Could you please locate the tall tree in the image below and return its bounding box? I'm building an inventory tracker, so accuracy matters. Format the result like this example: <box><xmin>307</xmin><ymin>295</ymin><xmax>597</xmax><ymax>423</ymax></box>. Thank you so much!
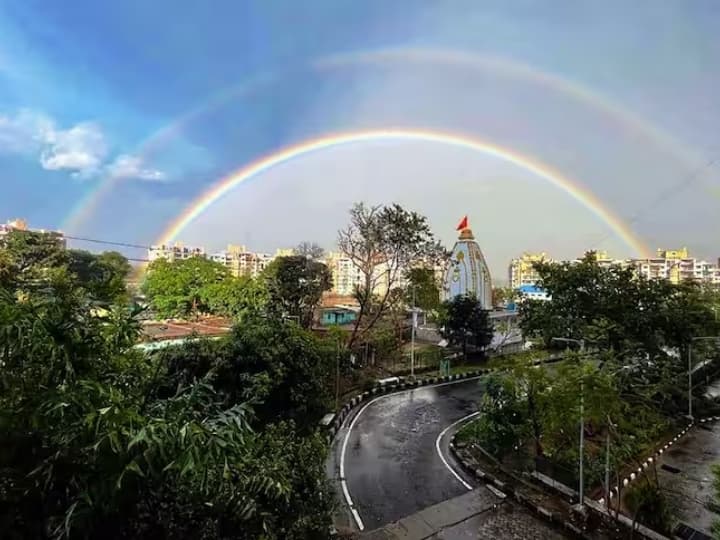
<box><xmin>67</xmin><ymin>249</ymin><xmax>132</xmax><ymax>304</ymax></box>
<box><xmin>294</xmin><ymin>241</ymin><xmax>325</xmax><ymax>260</ymax></box>
<box><xmin>263</xmin><ymin>255</ymin><xmax>332</xmax><ymax>328</ymax></box>
<box><xmin>337</xmin><ymin>202</ymin><xmax>443</xmax><ymax>348</ymax></box>
<box><xmin>142</xmin><ymin>257</ymin><xmax>230</xmax><ymax>318</ymax></box>
<box><xmin>438</xmin><ymin>295</ymin><xmax>494</xmax><ymax>361</ymax></box>
<box><xmin>0</xmin><ymin>229</ymin><xmax>68</xmax><ymax>290</ymax></box>
<box><xmin>200</xmin><ymin>274</ymin><xmax>267</xmax><ymax>319</ymax></box>
<box><xmin>404</xmin><ymin>267</ymin><xmax>440</xmax><ymax>312</ymax></box>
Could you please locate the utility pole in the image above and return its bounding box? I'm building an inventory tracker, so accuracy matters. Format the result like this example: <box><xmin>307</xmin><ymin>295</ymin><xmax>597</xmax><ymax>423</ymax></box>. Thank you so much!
<box><xmin>604</xmin><ymin>417</ymin><xmax>611</xmax><ymax>508</ymax></box>
<box><xmin>335</xmin><ymin>338</ymin><xmax>340</xmax><ymax>410</ymax></box>
<box><xmin>410</xmin><ymin>285</ymin><xmax>416</xmax><ymax>378</ymax></box>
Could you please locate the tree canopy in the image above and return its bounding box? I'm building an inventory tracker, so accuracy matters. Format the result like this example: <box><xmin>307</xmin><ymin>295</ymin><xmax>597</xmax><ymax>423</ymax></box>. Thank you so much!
<box><xmin>0</xmin><ymin>235</ymin><xmax>335</xmax><ymax>539</ymax></box>
<box><xmin>438</xmin><ymin>294</ymin><xmax>494</xmax><ymax>360</ymax></box>
<box><xmin>337</xmin><ymin>202</ymin><xmax>444</xmax><ymax>349</ymax></box>
<box><xmin>404</xmin><ymin>267</ymin><xmax>440</xmax><ymax>312</ymax></box>
<box><xmin>141</xmin><ymin>257</ymin><xmax>231</xmax><ymax>317</ymax></box>
<box><xmin>264</xmin><ymin>255</ymin><xmax>332</xmax><ymax>328</ymax></box>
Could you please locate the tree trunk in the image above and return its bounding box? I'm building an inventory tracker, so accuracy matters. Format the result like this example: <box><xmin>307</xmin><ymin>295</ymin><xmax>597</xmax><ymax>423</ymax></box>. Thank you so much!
<box><xmin>528</xmin><ymin>389</ymin><xmax>543</xmax><ymax>456</ymax></box>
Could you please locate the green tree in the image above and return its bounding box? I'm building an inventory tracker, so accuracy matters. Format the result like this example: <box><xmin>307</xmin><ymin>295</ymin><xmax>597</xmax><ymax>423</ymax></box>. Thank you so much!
<box><xmin>200</xmin><ymin>274</ymin><xmax>267</xmax><ymax>319</ymax></box>
<box><xmin>142</xmin><ymin>257</ymin><xmax>230</xmax><ymax>318</ymax></box>
<box><xmin>0</xmin><ymin>229</ymin><xmax>68</xmax><ymax>290</ymax></box>
<box><xmin>712</xmin><ymin>464</ymin><xmax>720</xmax><ymax>538</ymax></box>
<box><xmin>338</xmin><ymin>202</ymin><xmax>444</xmax><ymax>349</ymax></box>
<box><xmin>0</xmin><ymin>263</ymin><xmax>333</xmax><ymax>539</ymax></box>
<box><xmin>295</xmin><ymin>241</ymin><xmax>325</xmax><ymax>260</ymax></box>
<box><xmin>264</xmin><ymin>255</ymin><xmax>332</xmax><ymax>328</ymax></box>
<box><xmin>159</xmin><ymin>316</ymin><xmax>334</xmax><ymax>432</ymax></box>
<box><xmin>67</xmin><ymin>249</ymin><xmax>132</xmax><ymax>304</ymax></box>
<box><xmin>438</xmin><ymin>295</ymin><xmax>494</xmax><ymax>361</ymax></box>
<box><xmin>474</xmin><ymin>374</ymin><xmax>528</xmax><ymax>461</ymax></box>
<box><xmin>404</xmin><ymin>267</ymin><xmax>440</xmax><ymax>312</ymax></box>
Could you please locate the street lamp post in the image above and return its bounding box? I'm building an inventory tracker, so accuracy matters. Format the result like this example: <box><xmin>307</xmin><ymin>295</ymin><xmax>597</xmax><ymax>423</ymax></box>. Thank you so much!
<box><xmin>688</xmin><ymin>336</ymin><xmax>720</xmax><ymax>420</ymax></box>
<box><xmin>552</xmin><ymin>337</ymin><xmax>586</xmax><ymax>507</ymax></box>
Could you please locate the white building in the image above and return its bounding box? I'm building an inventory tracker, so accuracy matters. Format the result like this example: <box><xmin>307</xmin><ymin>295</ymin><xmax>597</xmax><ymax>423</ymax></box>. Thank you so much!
<box><xmin>148</xmin><ymin>242</ymin><xmax>206</xmax><ymax>262</ymax></box>
<box><xmin>0</xmin><ymin>218</ymin><xmax>66</xmax><ymax>248</ymax></box>
<box><xmin>323</xmin><ymin>251</ymin><xmax>395</xmax><ymax>297</ymax></box>
<box><xmin>630</xmin><ymin>248</ymin><xmax>720</xmax><ymax>286</ymax></box>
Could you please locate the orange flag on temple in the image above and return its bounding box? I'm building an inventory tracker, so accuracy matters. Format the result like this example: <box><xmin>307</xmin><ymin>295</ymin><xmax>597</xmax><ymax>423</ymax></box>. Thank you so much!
<box><xmin>456</xmin><ymin>215</ymin><xmax>468</xmax><ymax>230</ymax></box>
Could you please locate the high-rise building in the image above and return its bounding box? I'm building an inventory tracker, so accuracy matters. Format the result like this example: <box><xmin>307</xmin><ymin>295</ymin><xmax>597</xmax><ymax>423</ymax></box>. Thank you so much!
<box><xmin>509</xmin><ymin>248</ymin><xmax>720</xmax><ymax>288</ymax></box>
<box><xmin>148</xmin><ymin>242</ymin><xmax>206</xmax><ymax>262</ymax></box>
<box><xmin>442</xmin><ymin>220</ymin><xmax>492</xmax><ymax>309</ymax></box>
<box><xmin>630</xmin><ymin>248</ymin><xmax>720</xmax><ymax>285</ymax></box>
<box><xmin>0</xmin><ymin>218</ymin><xmax>66</xmax><ymax>248</ymax></box>
<box><xmin>323</xmin><ymin>251</ymin><xmax>394</xmax><ymax>297</ymax></box>
<box><xmin>508</xmin><ymin>252</ymin><xmax>551</xmax><ymax>289</ymax></box>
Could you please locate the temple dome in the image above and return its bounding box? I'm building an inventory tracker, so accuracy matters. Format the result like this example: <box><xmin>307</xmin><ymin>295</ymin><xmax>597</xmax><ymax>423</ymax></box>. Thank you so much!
<box><xmin>442</xmin><ymin>222</ymin><xmax>492</xmax><ymax>308</ymax></box>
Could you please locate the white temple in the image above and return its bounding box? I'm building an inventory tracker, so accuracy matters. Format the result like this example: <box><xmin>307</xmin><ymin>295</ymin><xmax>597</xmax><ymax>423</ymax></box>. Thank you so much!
<box><xmin>441</xmin><ymin>219</ymin><xmax>493</xmax><ymax>309</ymax></box>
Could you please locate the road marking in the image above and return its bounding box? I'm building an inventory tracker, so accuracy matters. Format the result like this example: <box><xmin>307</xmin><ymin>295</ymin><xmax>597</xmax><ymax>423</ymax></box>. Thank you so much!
<box><xmin>435</xmin><ymin>411</ymin><xmax>481</xmax><ymax>491</ymax></box>
<box><xmin>339</xmin><ymin>375</ymin><xmax>486</xmax><ymax>531</ymax></box>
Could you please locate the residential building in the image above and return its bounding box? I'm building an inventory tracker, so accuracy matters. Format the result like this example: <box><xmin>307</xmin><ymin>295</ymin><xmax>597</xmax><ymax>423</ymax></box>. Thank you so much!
<box><xmin>630</xmin><ymin>248</ymin><xmax>720</xmax><ymax>285</ymax></box>
<box><xmin>0</xmin><ymin>218</ymin><xmax>66</xmax><ymax>248</ymax></box>
<box><xmin>148</xmin><ymin>242</ymin><xmax>205</xmax><ymax>262</ymax></box>
<box><xmin>323</xmin><ymin>251</ymin><xmax>395</xmax><ymax>297</ymax></box>
<box><xmin>324</xmin><ymin>251</ymin><xmax>363</xmax><ymax>296</ymax></box>
<box><xmin>509</xmin><ymin>248</ymin><xmax>720</xmax><ymax>288</ymax></box>
<box><xmin>508</xmin><ymin>252</ymin><xmax>551</xmax><ymax>289</ymax></box>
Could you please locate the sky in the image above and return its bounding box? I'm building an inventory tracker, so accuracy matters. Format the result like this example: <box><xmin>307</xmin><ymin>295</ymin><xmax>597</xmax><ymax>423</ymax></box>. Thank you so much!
<box><xmin>1</xmin><ymin>0</ymin><xmax>719</xmax><ymax>279</ymax></box>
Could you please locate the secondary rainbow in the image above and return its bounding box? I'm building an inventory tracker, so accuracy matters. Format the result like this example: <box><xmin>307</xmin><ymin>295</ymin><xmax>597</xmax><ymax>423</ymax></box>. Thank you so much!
<box><xmin>63</xmin><ymin>46</ymin><xmax>702</xmax><ymax>236</ymax></box>
<box><xmin>156</xmin><ymin>128</ymin><xmax>651</xmax><ymax>257</ymax></box>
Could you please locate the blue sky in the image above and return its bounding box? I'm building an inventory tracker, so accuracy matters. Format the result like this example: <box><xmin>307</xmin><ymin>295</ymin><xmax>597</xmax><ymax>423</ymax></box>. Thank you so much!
<box><xmin>1</xmin><ymin>1</ymin><xmax>719</xmax><ymax>276</ymax></box>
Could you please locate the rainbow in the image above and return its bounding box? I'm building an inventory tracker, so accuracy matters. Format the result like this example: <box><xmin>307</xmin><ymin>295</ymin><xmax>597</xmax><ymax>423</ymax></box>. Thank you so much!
<box><xmin>156</xmin><ymin>128</ymin><xmax>651</xmax><ymax>257</ymax></box>
<box><xmin>63</xmin><ymin>46</ymin><xmax>702</xmax><ymax>236</ymax></box>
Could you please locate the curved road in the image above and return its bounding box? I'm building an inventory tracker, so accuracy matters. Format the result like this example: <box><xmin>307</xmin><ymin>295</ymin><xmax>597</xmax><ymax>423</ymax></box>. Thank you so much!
<box><xmin>332</xmin><ymin>378</ymin><xmax>485</xmax><ymax>531</ymax></box>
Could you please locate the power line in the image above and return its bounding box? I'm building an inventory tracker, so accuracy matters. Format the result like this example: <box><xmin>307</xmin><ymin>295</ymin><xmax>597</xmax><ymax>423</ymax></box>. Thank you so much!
<box><xmin>587</xmin><ymin>154</ymin><xmax>720</xmax><ymax>252</ymax></box>
<box><xmin>63</xmin><ymin>234</ymin><xmax>150</xmax><ymax>250</ymax></box>
<box><xmin>5</xmin><ymin>227</ymin><xmax>151</xmax><ymax>250</ymax></box>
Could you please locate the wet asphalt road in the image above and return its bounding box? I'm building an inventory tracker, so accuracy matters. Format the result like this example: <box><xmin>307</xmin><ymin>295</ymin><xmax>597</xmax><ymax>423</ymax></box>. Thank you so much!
<box><xmin>340</xmin><ymin>378</ymin><xmax>485</xmax><ymax>531</ymax></box>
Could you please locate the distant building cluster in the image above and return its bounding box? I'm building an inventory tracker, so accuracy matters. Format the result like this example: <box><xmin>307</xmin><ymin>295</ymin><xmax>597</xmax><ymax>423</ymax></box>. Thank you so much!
<box><xmin>148</xmin><ymin>242</ymin><xmax>293</xmax><ymax>279</ymax></box>
<box><xmin>147</xmin><ymin>243</ymin><xmax>435</xmax><ymax>299</ymax></box>
<box><xmin>508</xmin><ymin>248</ymin><xmax>720</xmax><ymax>295</ymax></box>
<box><xmin>0</xmin><ymin>218</ymin><xmax>66</xmax><ymax>248</ymax></box>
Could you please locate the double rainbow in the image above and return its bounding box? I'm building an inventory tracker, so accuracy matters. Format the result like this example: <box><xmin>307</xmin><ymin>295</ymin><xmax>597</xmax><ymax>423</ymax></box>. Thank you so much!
<box><xmin>155</xmin><ymin>128</ymin><xmax>650</xmax><ymax>257</ymax></box>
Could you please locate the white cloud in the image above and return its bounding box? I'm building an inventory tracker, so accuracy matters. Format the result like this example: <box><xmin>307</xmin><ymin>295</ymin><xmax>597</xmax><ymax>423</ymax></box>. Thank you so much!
<box><xmin>0</xmin><ymin>108</ymin><xmax>167</xmax><ymax>181</ymax></box>
<box><xmin>39</xmin><ymin>121</ymin><xmax>107</xmax><ymax>177</ymax></box>
<box><xmin>105</xmin><ymin>154</ymin><xmax>167</xmax><ymax>181</ymax></box>
<box><xmin>0</xmin><ymin>109</ymin><xmax>107</xmax><ymax>177</ymax></box>
<box><xmin>0</xmin><ymin>109</ymin><xmax>52</xmax><ymax>152</ymax></box>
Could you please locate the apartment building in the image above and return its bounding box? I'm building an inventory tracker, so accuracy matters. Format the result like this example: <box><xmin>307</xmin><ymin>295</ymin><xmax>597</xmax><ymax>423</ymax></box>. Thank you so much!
<box><xmin>508</xmin><ymin>252</ymin><xmax>551</xmax><ymax>289</ymax></box>
<box><xmin>0</xmin><ymin>218</ymin><xmax>66</xmax><ymax>248</ymax></box>
<box><xmin>147</xmin><ymin>242</ymin><xmax>205</xmax><ymax>262</ymax></box>
<box><xmin>631</xmin><ymin>248</ymin><xmax>720</xmax><ymax>285</ymax></box>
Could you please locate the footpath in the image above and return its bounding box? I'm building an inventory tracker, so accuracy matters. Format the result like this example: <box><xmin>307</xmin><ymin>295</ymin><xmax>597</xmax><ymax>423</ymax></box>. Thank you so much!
<box><xmin>361</xmin><ymin>488</ymin><xmax>568</xmax><ymax>540</ymax></box>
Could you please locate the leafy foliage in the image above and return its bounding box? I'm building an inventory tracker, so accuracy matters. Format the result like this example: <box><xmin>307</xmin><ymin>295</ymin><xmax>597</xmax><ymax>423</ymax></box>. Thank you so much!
<box><xmin>264</xmin><ymin>255</ymin><xmax>332</xmax><ymax>328</ymax></box>
<box><xmin>404</xmin><ymin>267</ymin><xmax>440</xmax><ymax>312</ymax></box>
<box><xmin>0</xmin><ymin>241</ymin><xmax>333</xmax><ymax>539</ymax></box>
<box><xmin>519</xmin><ymin>253</ymin><xmax>720</xmax><ymax>415</ymax></box>
<box><xmin>337</xmin><ymin>202</ymin><xmax>444</xmax><ymax>349</ymax></box>
<box><xmin>438</xmin><ymin>295</ymin><xmax>494</xmax><ymax>360</ymax></box>
<box><xmin>142</xmin><ymin>257</ymin><xmax>231</xmax><ymax>318</ymax></box>
<box><xmin>67</xmin><ymin>249</ymin><xmax>132</xmax><ymax>304</ymax></box>
<box><xmin>295</xmin><ymin>241</ymin><xmax>325</xmax><ymax>260</ymax></box>
<box><xmin>474</xmin><ymin>375</ymin><xmax>528</xmax><ymax>460</ymax></box>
